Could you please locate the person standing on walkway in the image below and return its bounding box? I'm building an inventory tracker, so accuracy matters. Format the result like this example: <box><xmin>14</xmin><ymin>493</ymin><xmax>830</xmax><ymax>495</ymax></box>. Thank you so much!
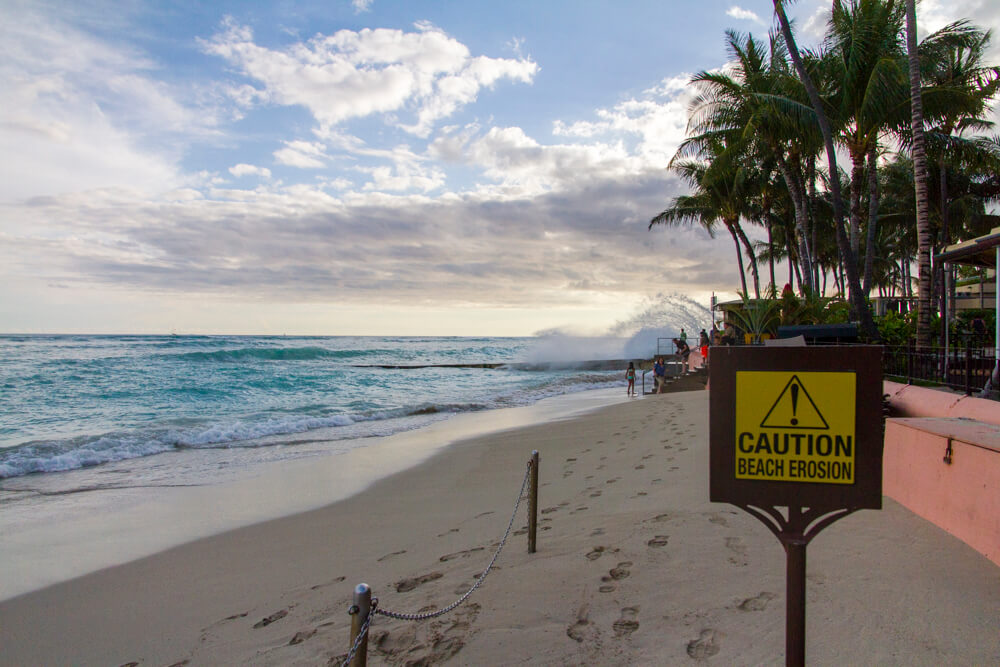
<box><xmin>674</xmin><ymin>338</ymin><xmax>691</xmax><ymax>374</ymax></box>
<box><xmin>679</xmin><ymin>328</ymin><xmax>687</xmax><ymax>344</ymax></box>
<box><xmin>654</xmin><ymin>357</ymin><xmax>666</xmax><ymax>393</ymax></box>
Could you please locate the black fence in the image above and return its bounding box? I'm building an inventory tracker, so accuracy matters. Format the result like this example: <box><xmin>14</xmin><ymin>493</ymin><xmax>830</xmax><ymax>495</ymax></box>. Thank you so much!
<box><xmin>883</xmin><ymin>341</ymin><xmax>997</xmax><ymax>396</ymax></box>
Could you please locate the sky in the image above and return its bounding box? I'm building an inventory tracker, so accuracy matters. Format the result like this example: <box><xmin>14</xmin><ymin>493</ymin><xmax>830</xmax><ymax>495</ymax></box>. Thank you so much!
<box><xmin>3</xmin><ymin>0</ymin><xmax>999</xmax><ymax>336</ymax></box>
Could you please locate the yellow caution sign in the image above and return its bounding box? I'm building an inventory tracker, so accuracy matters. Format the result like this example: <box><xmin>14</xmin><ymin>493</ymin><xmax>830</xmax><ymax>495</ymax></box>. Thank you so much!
<box><xmin>735</xmin><ymin>371</ymin><xmax>856</xmax><ymax>484</ymax></box>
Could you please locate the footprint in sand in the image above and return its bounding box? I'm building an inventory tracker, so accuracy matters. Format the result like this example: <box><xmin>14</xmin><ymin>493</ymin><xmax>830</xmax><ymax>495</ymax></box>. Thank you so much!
<box><xmin>288</xmin><ymin>628</ymin><xmax>316</xmax><ymax>645</ymax></box>
<box><xmin>687</xmin><ymin>628</ymin><xmax>721</xmax><ymax>660</ymax></box>
<box><xmin>605</xmin><ymin>477</ymin><xmax>620</xmax><ymax>484</ymax></box>
<box><xmin>647</xmin><ymin>535</ymin><xmax>669</xmax><ymax>548</ymax></box>
<box><xmin>253</xmin><ymin>609</ymin><xmax>288</xmax><ymax>629</ymax></box>
<box><xmin>437</xmin><ymin>527</ymin><xmax>460</xmax><ymax>537</ymax></box>
<box><xmin>309</xmin><ymin>575</ymin><xmax>346</xmax><ymax>590</ymax></box>
<box><xmin>395</xmin><ymin>572</ymin><xmax>443</xmax><ymax>593</ymax></box>
<box><xmin>634</xmin><ymin>464</ymin><xmax>645</xmax><ymax>470</ymax></box>
<box><xmin>707</xmin><ymin>512</ymin><xmax>729</xmax><ymax>527</ymax></box>
<box><xmin>567</xmin><ymin>603</ymin><xmax>592</xmax><ymax>642</ymax></box>
<box><xmin>439</xmin><ymin>546</ymin><xmax>485</xmax><ymax>562</ymax></box>
<box><xmin>541</xmin><ymin>506</ymin><xmax>560</xmax><ymax>514</ymax></box>
<box><xmin>590</xmin><ymin>489</ymin><xmax>603</xmax><ymax>498</ymax></box>
<box><xmin>632</xmin><ymin>491</ymin><xmax>648</xmax><ymax>497</ymax></box>
<box><xmin>613</xmin><ymin>606</ymin><xmax>640</xmax><ymax>638</ymax></box>
<box><xmin>586</xmin><ymin>546</ymin><xmax>605</xmax><ymax>561</ymax></box>
<box><xmin>590</xmin><ymin>528</ymin><xmax>605</xmax><ymax>536</ymax></box>
<box><xmin>566</xmin><ymin>457</ymin><xmax>577</xmax><ymax>462</ymax></box>
<box><xmin>599</xmin><ymin>584</ymin><xmax>617</xmax><ymax>593</ymax></box>
<box><xmin>725</xmin><ymin>537</ymin><xmax>749</xmax><ymax>566</ymax></box>
<box><xmin>738</xmin><ymin>591</ymin><xmax>777</xmax><ymax>612</ymax></box>
<box><xmin>606</xmin><ymin>562</ymin><xmax>632</xmax><ymax>580</ymax></box>
<box><xmin>377</xmin><ymin>551</ymin><xmax>406</xmax><ymax>562</ymax></box>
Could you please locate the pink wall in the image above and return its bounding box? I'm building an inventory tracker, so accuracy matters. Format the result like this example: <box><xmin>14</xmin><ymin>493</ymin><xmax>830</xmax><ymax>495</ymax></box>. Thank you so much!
<box><xmin>883</xmin><ymin>418</ymin><xmax>1000</xmax><ymax>566</ymax></box>
<box><xmin>882</xmin><ymin>377</ymin><xmax>1000</xmax><ymax>566</ymax></box>
<box><xmin>884</xmin><ymin>380</ymin><xmax>1000</xmax><ymax>426</ymax></box>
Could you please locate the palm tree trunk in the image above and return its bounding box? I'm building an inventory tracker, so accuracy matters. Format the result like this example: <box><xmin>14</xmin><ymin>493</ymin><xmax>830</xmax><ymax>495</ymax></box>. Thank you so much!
<box><xmin>730</xmin><ymin>226</ymin><xmax>749</xmax><ymax>297</ymax></box>
<box><xmin>863</xmin><ymin>146</ymin><xmax>880</xmax><ymax>296</ymax></box>
<box><xmin>774</xmin><ymin>0</ymin><xmax>879</xmax><ymax>340</ymax></box>
<box><xmin>850</xmin><ymin>148</ymin><xmax>864</xmax><ymax>260</ymax></box>
<box><xmin>808</xmin><ymin>157</ymin><xmax>820</xmax><ymax>290</ymax></box>
<box><xmin>774</xmin><ymin>150</ymin><xmax>814</xmax><ymax>292</ymax></box>
<box><xmin>734</xmin><ymin>222</ymin><xmax>762</xmax><ymax>299</ymax></box>
<box><xmin>906</xmin><ymin>0</ymin><xmax>933</xmax><ymax>348</ymax></box>
<box><xmin>767</xmin><ymin>218</ymin><xmax>776</xmax><ymax>291</ymax></box>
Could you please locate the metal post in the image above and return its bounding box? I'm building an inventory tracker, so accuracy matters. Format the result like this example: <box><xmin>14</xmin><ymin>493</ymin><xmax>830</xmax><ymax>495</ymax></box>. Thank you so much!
<box><xmin>965</xmin><ymin>339</ymin><xmax>972</xmax><ymax>395</ymax></box>
<box><xmin>784</xmin><ymin>540</ymin><xmax>807</xmax><ymax>667</ymax></box>
<box><xmin>906</xmin><ymin>340</ymin><xmax>913</xmax><ymax>384</ymax></box>
<box><xmin>528</xmin><ymin>450</ymin><xmax>539</xmax><ymax>553</ymax></box>
<box><xmin>348</xmin><ymin>583</ymin><xmax>371</xmax><ymax>667</ymax></box>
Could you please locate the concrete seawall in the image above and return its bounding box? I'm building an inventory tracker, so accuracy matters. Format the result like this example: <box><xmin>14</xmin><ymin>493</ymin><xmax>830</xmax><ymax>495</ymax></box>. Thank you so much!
<box><xmin>882</xmin><ymin>381</ymin><xmax>1000</xmax><ymax>567</ymax></box>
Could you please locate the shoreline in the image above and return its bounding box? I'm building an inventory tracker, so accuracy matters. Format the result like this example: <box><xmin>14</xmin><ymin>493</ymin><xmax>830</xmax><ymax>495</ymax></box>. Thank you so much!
<box><xmin>0</xmin><ymin>386</ymin><xmax>630</xmax><ymax>602</ymax></box>
<box><xmin>2</xmin><ymin>386</ymin><xmax>998</xmax><ymax>664</ymax></box>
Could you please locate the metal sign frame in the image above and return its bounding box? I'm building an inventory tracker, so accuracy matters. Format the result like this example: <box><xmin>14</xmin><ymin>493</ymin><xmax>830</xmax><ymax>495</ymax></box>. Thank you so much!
<box><xmin>709</xmin><ymin>345</ymin><xmax>884</xmax><ymax>666</ymax></box>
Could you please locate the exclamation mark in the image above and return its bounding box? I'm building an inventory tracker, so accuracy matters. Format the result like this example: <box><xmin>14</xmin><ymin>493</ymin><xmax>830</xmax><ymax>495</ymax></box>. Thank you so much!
<box><xmin>790</xmin><ymin>383</ymin><xmax>799</xmax><ymax>425</ymax></box>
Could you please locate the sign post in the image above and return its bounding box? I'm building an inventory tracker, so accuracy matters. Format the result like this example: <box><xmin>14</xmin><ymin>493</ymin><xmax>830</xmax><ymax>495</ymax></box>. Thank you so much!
<box><xmin>710</xmin><ymin>346</ymin><xmax>883</xmax><ymax>666</ymax></box>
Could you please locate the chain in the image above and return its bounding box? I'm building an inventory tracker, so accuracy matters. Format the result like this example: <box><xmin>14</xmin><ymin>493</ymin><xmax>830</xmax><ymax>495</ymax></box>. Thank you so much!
<box><xmin>374</xmin><ymin>459</ymin><xmax>533</xmax><ymax>622</ymax></box>
<box><xmin>341</xmin><ymin>596</ymin><xmax>379</xmax><ymax>667</ymax></box>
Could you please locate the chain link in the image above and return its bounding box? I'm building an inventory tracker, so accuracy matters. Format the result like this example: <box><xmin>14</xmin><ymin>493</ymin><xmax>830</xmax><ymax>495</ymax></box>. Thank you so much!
<box><xmin>341</xmin><ymin>596</ymin><xmax>379</xmax><ymax>667</ymax></box>
<box><xmin>374</xmin><ymin>459</ymin><xmax>533</xmax><ymax>622</ymax></box>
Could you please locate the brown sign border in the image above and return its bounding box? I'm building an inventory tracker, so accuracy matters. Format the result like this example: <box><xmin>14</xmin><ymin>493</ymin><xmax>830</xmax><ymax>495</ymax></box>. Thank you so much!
<box><xmin>709</xmin><ymin>345</ymin><xmax>883</xmax><ymax>510</ymax></box>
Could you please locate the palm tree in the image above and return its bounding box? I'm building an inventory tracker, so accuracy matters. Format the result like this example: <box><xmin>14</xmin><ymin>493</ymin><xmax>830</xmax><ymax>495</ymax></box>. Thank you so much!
<box><xmin>823</xmin><ymin>0</ymin><xmax>909</xmax><ymax>300</ymax></box>
<box><xmin>905</xmin><ymin>0</ymin><xmax>933</xmax><ymax>347</ymax></box>
<box><xmin>680</xmin><ymin>30</ymin><xmax>818</xmax><ymax>292</ymax></box>
<box><xmin>773</xmin><ymin>0</ymin><xmax>880</xmax><ymax>340</ymax></box>
<box><xmin>650</xmin><ymin>139</ymin><xmax>761</xmax><ymax>297</ymax></box>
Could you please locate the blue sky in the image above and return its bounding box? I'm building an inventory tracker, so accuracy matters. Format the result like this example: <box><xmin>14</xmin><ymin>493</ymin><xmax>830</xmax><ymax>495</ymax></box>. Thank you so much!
<box><xmin>3</xmin><ymin>0</ymin><xmax>998</xmax><ymax>335</ymax></box>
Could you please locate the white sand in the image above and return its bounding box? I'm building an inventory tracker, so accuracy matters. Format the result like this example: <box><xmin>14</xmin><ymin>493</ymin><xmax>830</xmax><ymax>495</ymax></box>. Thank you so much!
<box><xmin>1</xmin><ymin>387</ymin><xmax>997</xmax><ymax>665</ymax></box>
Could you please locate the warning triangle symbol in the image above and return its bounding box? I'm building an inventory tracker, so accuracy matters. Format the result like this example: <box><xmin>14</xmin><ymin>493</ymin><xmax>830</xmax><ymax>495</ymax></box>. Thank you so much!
<box><xmin>759</xmin><ymin>375</ymin><xmax>829</xmax><ymax>430</ymax></box>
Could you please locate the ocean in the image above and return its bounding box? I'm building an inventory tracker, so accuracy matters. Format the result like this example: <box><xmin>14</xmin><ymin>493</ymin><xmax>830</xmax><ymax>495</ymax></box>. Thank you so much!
<box><xmin>0</xmin><ymin>334</ymin><xmax>632</xmax><ymax>482</ymax></box>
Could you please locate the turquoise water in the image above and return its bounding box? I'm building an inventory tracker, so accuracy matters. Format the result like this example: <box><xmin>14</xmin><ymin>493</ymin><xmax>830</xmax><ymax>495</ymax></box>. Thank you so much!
<box><xmin>0</xmin><ymin>335</ymin><xmax>626</xmax><ymax>479</ymax></box>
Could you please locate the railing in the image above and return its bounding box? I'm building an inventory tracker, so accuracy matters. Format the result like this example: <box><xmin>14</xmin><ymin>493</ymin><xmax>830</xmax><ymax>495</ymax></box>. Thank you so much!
<box><xmin>883</xmin><ymin>342</ymin><xmax>997</xmax><ymax>396</ymax></box>
<box><xmin>341</xmin><ymin>451</ymin><xmax>541</xmax><ymax>667</ymax></box>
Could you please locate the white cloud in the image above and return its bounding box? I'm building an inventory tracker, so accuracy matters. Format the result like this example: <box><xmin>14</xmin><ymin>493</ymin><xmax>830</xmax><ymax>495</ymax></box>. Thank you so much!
<box><xmin>352</xmin><ymin>0</ymin><xmax>374</xmax><ymax>14</ymax></box>
<box><xmin>273</xmin><ymin>140</ymin><xmax>328</xmax><ymax>168</ymax></box>
<box><xmin>229</xmin><ymin>163</ymin><xmax>272</xmax><ymax>179</ymax></box>
<box><xmin>0</xmin><ymin>4</ymin><xmax>220</xmax><ymax>202</ymax></box>
<box><xmin>202</xmin><ymin>19</ymin><xmax>538</xmax><ymax>137</ymax></box>
<box><xmin>726</xmin><ymin>6</ymin><xmax>765</xmax><ymax>25</ymax></box>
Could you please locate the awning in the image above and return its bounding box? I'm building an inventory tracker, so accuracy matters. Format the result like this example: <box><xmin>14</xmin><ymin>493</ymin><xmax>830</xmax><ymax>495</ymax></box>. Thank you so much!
<box><xmin>934</xmin><ymin>225</ymin><xmax>1000</xmax><ymax>268</ymax></box>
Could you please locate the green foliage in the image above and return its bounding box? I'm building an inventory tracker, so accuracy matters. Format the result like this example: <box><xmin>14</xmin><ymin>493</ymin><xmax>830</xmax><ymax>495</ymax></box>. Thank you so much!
<box><xmin>875</xmin><ymin>311</ymin><xmax>914</xmax><ymax>347</ymax></box>
<box><xmin>730</xmin><ymin>292</ymin><xmax>781</xmax><ymax>342</ymax></box>
<box><xmin>779</xmin><ymin>288</ymin><xmax>850</xmax><ymax>326</ymax></box>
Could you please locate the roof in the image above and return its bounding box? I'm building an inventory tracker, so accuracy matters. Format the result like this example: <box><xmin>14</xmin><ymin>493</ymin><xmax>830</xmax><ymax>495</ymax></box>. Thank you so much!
<box><xmin>935</xmin><ymin>226</ymin><xmax>1000</xmax><ymax>268</ymax></box>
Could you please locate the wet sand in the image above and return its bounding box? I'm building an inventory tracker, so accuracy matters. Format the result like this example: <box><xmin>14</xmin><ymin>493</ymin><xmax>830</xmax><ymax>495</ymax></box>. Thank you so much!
<box><xmin>1</xmin><ymin>387</ymin><xmax>998</xmax><ymax>665</ymax></box>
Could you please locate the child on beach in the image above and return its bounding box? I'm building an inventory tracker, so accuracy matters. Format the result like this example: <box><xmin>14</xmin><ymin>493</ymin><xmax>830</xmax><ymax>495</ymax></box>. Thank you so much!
<box><xmin>626</xmin><ymin>362</ymin><xmax>636</xmax><ymax>396</ymax></box>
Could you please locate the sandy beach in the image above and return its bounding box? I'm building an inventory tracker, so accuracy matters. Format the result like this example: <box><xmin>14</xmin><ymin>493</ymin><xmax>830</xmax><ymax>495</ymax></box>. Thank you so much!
<box><xmin>2</xmin><ymin>385</ymin><xmax>998</xmax><ymax>666</ymax></box>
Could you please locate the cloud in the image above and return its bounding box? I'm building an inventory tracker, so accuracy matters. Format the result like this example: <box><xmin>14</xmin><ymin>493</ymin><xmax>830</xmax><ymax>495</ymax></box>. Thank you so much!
<box><xmin>0</xmin><ymin>5</ymin><xmax>214</xmax><ymax>201</ymax></box>
<box><xmin>726</xmin><ymin>6</ymin><xmax>765</xmax><ymax>25</ymax></box>
<box><xmin>202</xmin><ymin>19</ymin><xmax>538</xmax><ymax>138</ymax></box>
<box><xmin>274</xmin><ymin>140</ymin><xmax>328</xmax><ymax>168</ymax></box>
<box><xmin>229</xmin><ymin>163</ymin><xmax>272</xmax><ymax>179</ymax></box>
<box><xmin>352</xmin><ymin>0</ymin><xmax>374</xmax><ymax>14</ymax></box>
